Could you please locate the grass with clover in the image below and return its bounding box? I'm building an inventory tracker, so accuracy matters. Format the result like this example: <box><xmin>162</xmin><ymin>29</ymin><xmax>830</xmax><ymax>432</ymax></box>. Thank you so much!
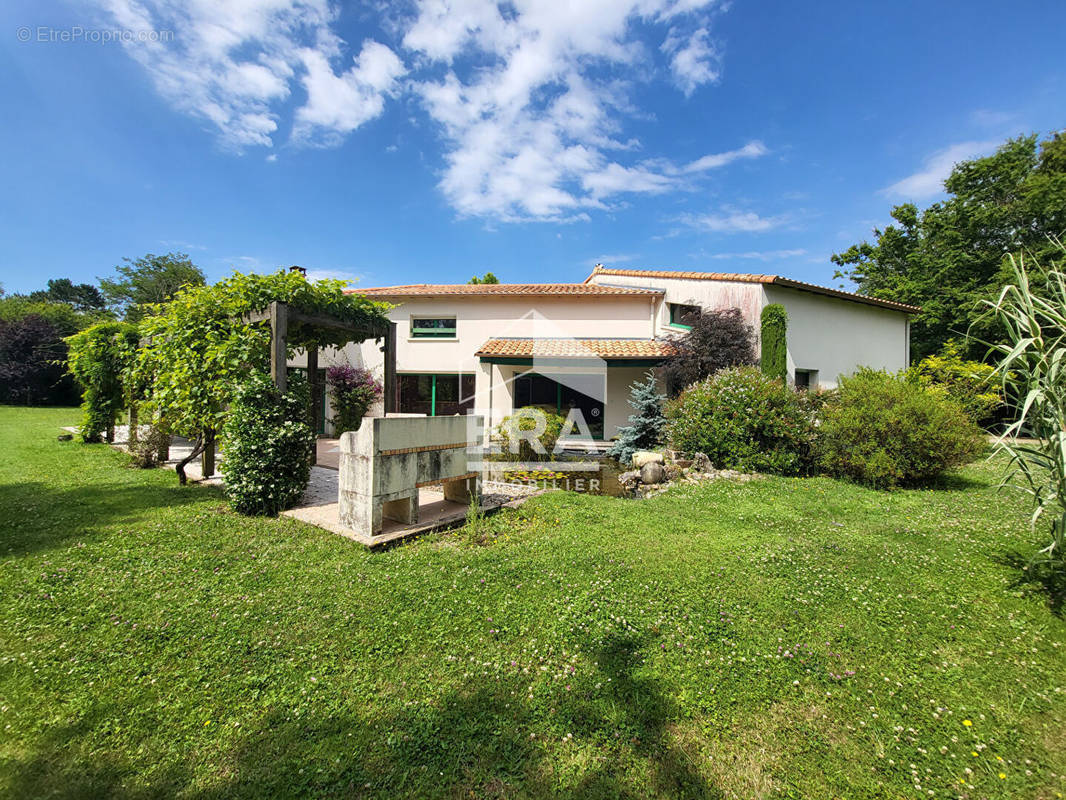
<box><xmin>1</xmin><ymin>406</ymin><xmax>1064</xmax><ymax>799</ymax></box>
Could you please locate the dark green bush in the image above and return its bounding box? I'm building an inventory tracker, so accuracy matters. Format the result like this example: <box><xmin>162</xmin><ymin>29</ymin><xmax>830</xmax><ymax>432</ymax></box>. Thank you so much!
<box><xmin>665</xmin><ymin>367</ymin><xmax>815</xmax><ymax>474</ymax></box>
<box><xmin>221</xmin><ymin>372</ymin><xmax>315</xmax><ymax>515</ymax></box>
<box><xmin>815</xmin><ymin>368</ymin><xmax>984</xmax><ymax>489</ymax></box>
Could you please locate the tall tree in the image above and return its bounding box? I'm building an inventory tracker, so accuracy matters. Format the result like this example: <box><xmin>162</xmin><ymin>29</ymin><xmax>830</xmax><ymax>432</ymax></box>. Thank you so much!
<box><xmin>468</xmin><ymin>272</ymin><xmax>500</xmax><ymax>284</ymax></box>
<box><xmin>29</xmin><ymin>278</ymin><xmax>107</xmax><ymax>312</ymax></box>
<box><xmin>832</xmin><ymin>132</ymin><xmax>1066</xmax><ymax>361</ymax></box>
<box><xmin>100</xmin><ymin>252</ymin><xmax>206</xmax><ymax>321</ymax></box>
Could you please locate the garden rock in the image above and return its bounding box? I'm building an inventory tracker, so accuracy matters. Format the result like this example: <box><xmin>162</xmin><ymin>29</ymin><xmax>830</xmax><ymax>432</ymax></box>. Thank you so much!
<box><xmin>640</xmin><ymin>462</ymin><xmax>665</xmax><ymax>484</ymax></box>
<box><xmin>691</xmin><ymin>452</ymin><xmax>712</xmax><ymax>472</ymax></box>
<box><xmin>631</xmin><ymin>450</ymin><xmax>664</xmax><ymax>468</ymax></box>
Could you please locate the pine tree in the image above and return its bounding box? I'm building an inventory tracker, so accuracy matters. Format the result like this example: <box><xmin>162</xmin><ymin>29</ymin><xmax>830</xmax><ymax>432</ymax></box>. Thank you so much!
<box><xmin>608</xmin><ymin>371</ymin><xmax>666</xmax><ymax>465</ymax></box>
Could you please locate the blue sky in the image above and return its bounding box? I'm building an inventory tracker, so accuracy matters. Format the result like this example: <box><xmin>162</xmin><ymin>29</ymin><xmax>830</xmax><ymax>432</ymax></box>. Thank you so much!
<box><xmin>1</xmin><ymin>0</ymin><xmax>1063</xmax><ymax>295</ymax></box>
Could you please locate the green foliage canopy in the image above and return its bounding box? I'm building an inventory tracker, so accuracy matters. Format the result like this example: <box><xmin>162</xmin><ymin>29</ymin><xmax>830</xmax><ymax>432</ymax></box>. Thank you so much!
<box><xmin>100</xmin><ymin>252</ymin><xmax>206</xmax><ymax>321</ymax></box>
<box><xmin>135</xmin><ymin>270</ymin><xmax>390</xmax><ymax>440</ymax></box>
<box><xmin>468</xmin><ymin>272</ymin><xmax>500</xmax><ymax>284</ymax></box>
<box><xmin>29</xmin><ymin>279</ymin><xmax>107</xmax><ymax>312</ymax></box>
<box><xmin>65</xmin><ymin>321</ymin><xmax>140</xmax><ymax>442</ymax></box>
<box><xmin>832</xmin><ymin>132</ymin><xmax>1066</xmax><ymax>361</ymax></box>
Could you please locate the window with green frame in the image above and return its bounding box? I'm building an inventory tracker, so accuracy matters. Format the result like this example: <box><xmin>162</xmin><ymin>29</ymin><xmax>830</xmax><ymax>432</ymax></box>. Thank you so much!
<box><xmin>668</xmin><ymin>303</ymin><xmax>700</xmax><ymax>329</ymax></box>
<box><xmin>398</xmin><ymin>374</ymin><xmax>475</xmax><ymax>416</ymax></box>
<box><xmin>410</xmin><ymin>317</ymin><xmax>457</xmax><ymax>338</ymax></box>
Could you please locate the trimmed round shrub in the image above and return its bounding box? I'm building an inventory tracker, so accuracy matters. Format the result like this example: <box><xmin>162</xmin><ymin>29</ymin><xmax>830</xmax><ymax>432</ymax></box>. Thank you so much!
<box><xmin>815</xmin><ymin>368</ymin><xmax>984</xmax><ymax>489</ymax></box>
<box><xmin>665</xmin><ymin>366</ymin><xmax>815</xmax><ymax>474</ymax></box>
<box><xmin>221</xmin><ymin>372</ymin><xmax>315</xmax><ymax>515</ymax></box>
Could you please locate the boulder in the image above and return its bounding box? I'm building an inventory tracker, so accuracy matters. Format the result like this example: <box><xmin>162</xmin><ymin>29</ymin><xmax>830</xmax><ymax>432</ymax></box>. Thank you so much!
<box><xmin>631</xmin><ymin>450</ymin><xmax>664</xmax><ymax>468</ymax></box>
<box><xmin>618</xmin><ymin>469</ymin><xmax>641</xmax><ymax>490</ymax></box>
<box><xmin>691</xmin><ymin>452</ymin><xmax>712</xmax><ymax>473</ymax></box>
<box><xmin>640</xmin><ymin>462</ymin><xmax>666</xmax><ymax>485</ymax></box>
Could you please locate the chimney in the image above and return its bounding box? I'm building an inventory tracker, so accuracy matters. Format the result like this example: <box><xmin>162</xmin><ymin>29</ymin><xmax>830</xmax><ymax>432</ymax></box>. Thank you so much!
<box><xmin>289</xmin><ymin>265</ymin><xmax>307</xmax><ymax>277</ymax></box>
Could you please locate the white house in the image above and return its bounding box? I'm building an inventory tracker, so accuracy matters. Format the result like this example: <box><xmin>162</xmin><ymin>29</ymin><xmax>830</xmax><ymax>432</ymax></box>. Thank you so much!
<box><xmin>306</xmin><ymin>266</ymin><xmax>917</xmax><ymax>442</ymax></box>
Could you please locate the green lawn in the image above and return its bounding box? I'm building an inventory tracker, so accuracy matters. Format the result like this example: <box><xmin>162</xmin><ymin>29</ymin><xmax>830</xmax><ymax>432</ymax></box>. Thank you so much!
<box><xmin>1</xmin><ymin>406</ymin><xmax>1064</xmax><ymax>799</ymax></box>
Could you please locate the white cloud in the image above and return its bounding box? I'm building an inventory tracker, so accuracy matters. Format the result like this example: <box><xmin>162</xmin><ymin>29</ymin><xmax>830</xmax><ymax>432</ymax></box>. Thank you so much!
<box><xmin>707</xmin><ymin>248</ymin><xmax>807</xmax><ymax>261</ymax></box>
<box><xmin>404</xmin><ymin>0</ymin><xmax>749</xmax><ymax>221</ymax></box>
<box><xmin>881</xmin><ymin>140</ymin><xmax>1000</xmax><ymax>200</ymax></box>
<box><xmin>662</xmin><ymin>26</ymin><xmax>721</xmax><ymax>96</ymax></box>
<box><xmin>680</xmin><ymin>208</ymin><xmax>791</xmax><ymax>233</ymax></box>
<box><xmin>304</xmin><ymin>268</ymin><xmax>365</xmax><ymax>283</ymax></box>
<box><xmin>683</xmin><ymin>140</ymin><xmax>767</xmax><ymax>172</ymax></box>
<box><xmin>293</xmin><ymin>40</ymin><xmax>405</xmax><ymax>143</ymax></box>
<box><xmin>97</xmin><ymin>0</ymin><xmax>756</xmax><ymax>222</ymax></box>
<box><xmin>589</xmin><ymin>252</ymin><xmax>641</xmax><ymax>266</ymax></box>
<box><xmin>97</xmin><ymin>0</ymin><xmax>401</xmax><ymax>149</ymax></box>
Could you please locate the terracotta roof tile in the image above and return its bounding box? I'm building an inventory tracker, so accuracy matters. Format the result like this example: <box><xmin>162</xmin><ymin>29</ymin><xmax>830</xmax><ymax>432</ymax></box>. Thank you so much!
<box><xmin>476</xmin><ymin>338</ymin><xmax>676</xmax><ymax>360</ymax></box>
<box><xmin>586</xmin><ymin>266</ymin><xmax>920</xmax><ymax>313</ymax></box>
<box><xmin>348</xmin><ymin>283</ymin><xmax>662</xmax><ymax>297</ymax></box>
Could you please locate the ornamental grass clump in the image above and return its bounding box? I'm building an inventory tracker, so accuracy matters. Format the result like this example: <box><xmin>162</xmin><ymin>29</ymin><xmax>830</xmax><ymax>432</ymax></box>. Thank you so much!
<box><xmin>221</xmin><ymin>372</ymin><xmax>315</xmax><ymax>516</ymax></box>
<box><xmin>815</xmin><ymin>368</ymin><xmax>983</xmax><ymax>489</ymax></box>
<box><xmin>665</xmin><ymin>366</ymin><xmax>815</xmax><ymax>475</ymax></box>
<box><xmin>985</xmin><ymin>242</ymin><xmax>1066</xmax><ymax>577</ymax></box>
<box><xmin>326</xmin><ymin>365</ymin><xmax>382</xmax><ymax>432</ymax></box>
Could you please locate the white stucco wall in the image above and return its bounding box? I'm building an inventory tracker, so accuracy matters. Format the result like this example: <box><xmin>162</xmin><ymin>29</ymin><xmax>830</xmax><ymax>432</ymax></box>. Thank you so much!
<box><xmin>763</xmin><ymin>285</ymin><xmax>909</xmax><ymax>388</ymax></box>
<box><xmin>587</xmin><ymin>272</ymin><xmax>763</xmax><ymax>339</ymax></box>
<box><xmin>313</xmin><ymin>293</ymin><xmax>659</xmax><ymax>439</ymax></box>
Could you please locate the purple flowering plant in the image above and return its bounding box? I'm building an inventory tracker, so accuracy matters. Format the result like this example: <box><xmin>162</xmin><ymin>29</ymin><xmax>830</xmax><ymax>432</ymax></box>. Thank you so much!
<box><xmin>326</xmin><ymin>365</ymin><xmax>382</xmax><ymax>432</ymax></box>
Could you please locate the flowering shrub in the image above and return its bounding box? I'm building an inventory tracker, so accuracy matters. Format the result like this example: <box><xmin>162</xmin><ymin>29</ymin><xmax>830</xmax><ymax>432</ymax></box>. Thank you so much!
<box><xmin>664</xmin><ymin>367</ymin><xmax>815</xmax><ymax>475</ymax></box>
<box><xmin>907</xmin><ymin>341</ymin><xmax>1000</xmax><ymax>425</ymax></box>
<box><xmin>815</xmin><ymin>368</ymin><xmax>984</xmax><ymax>489</ymax></box>
<box><xmin>221</xmin><ymin>372</ymin><xmax>315</xmax><ymax>516</ymax></box>
<box><xmin>326</xmin><ymin>365</ymin><xmax>382</xmax><ymax>432</ymax></box>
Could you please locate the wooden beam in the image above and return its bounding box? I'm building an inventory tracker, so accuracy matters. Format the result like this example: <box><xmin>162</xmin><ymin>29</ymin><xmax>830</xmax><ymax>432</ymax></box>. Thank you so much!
<box><xmin>270</xmin><ymin>301</ymin><xmax>288</xmax><ymax>393</ymax></box>
<box><xmin>383</xmin><ymin>321</ymin><xmax>397</xmax><ymax>414</ymax></box>
<box><xmin>307</xmin><ymin>345</ymin><xmax>319</xmax><ymax>465</ymax></box>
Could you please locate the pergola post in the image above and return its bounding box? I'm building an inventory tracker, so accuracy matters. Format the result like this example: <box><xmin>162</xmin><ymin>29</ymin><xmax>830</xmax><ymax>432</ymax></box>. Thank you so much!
<box><xmin>383</xmin><ymin>321</ymin><xmax>397</xmax><ymax>414</ymax></box>
<box><xmin>307</xmin><ymin>344</ymin><xmax>319</xmax><ymax>466</ymax></box>
<box><xmin>270</xmin><ymin>301</ymin><xmax>288</xmax><ymax>393</ymax></box>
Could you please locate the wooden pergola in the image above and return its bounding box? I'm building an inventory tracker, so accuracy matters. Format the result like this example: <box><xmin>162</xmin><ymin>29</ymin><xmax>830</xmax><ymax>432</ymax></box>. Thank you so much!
<box><xmin>240</xmin><ymin>300</ymin><xmax>397</xmax><ymax>465</ymax></box>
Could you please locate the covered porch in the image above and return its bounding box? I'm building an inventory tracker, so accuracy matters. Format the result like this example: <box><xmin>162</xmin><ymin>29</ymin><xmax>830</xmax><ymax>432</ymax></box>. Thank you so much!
<box><xmin>474</xmin><ymin>337</ymin><xmax>674</xmax><ymax>442</ymax></box>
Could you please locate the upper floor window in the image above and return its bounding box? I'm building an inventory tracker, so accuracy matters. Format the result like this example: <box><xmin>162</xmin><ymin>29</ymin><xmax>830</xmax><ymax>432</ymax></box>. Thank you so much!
<box><xmin>410</xmin><ymin>317</ymin><xmax>457</xmax><ymax>339</ymax></box>
<box><xmin>667</xmin><ymin>303</ymin><xmax>700</xmax><ymax>330</ymax></box>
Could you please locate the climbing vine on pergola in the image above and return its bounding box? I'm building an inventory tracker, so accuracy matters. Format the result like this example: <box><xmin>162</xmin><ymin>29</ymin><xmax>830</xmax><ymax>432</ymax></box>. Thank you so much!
<box><xmin>134</xmin><ymin>269</ymin><xmax>394</xmax><ymax>483</ymax></box>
